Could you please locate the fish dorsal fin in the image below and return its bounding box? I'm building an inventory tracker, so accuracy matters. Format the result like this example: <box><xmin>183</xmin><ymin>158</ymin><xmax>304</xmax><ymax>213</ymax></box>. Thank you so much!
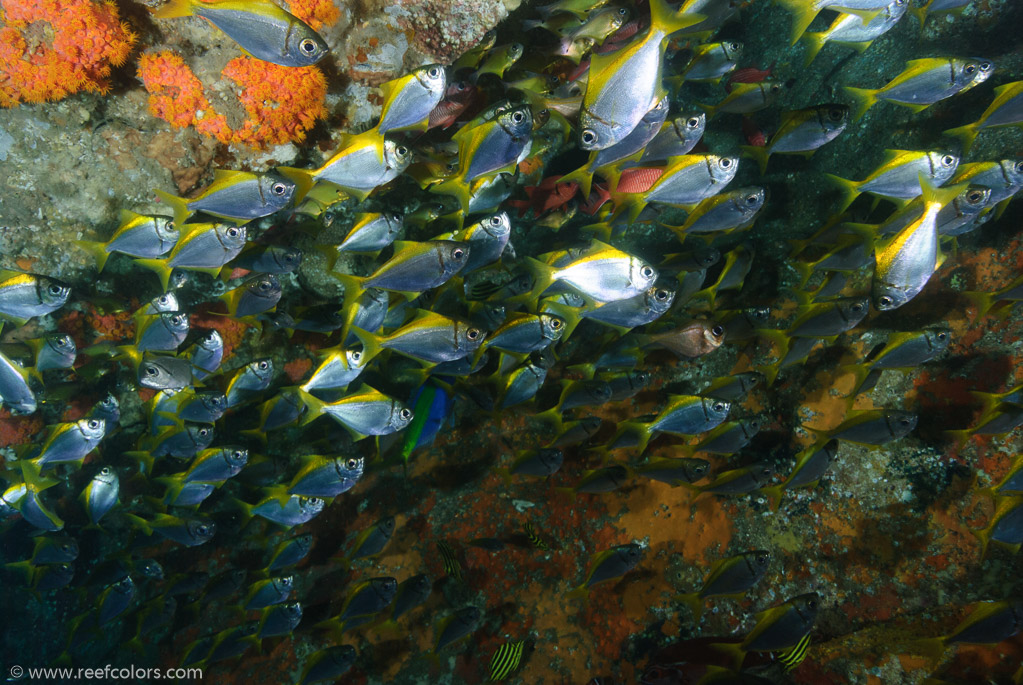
<box><xmin>879</xmin><ymin>149</ymin><xmax>914</xmax><ymax>165</ymax></box>
<box><xmin>378</xmin><ymin>76</ymin><xmax>404</xmax><ymax>107</ymax></box>
<box><xmin>407</xmin><ymin>308</ymin><xmax>444</xmax><ymax>325</ymax></box>
<box><xmin>389</xmin><ymin>240</ymin><xmax>418</xmax><ymax>256</ymax></box>
<box><xmin>211</xmin><ymin>169</ymin><xmax>251</xmax><ymax>184</ymax></box>
<box><xmin>900</xmin><ymin>58</ymin><xmax>943</xmax><ymax>76</ymax></box>
<box><xmin>119</xmin><ymin>209</ymin><xmax>144</xmax><ymax>225</ymax></box>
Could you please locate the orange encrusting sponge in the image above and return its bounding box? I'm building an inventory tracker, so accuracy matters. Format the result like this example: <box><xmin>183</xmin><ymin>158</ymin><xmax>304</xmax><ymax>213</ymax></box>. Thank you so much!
<box><xmin>137</xmin><ymin>51</ymin><xmax>327</xmax><ymax>149</ymax></box>
<box><xmin>0</xmin><ymin>0</ymin><xmax>136</xmax><ymax>108</ymax></box>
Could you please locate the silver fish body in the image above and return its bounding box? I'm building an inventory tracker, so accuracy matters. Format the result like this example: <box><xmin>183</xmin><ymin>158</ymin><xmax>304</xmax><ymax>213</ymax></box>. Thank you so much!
<box><xmin>639</xmin><ymin>113</ymin><xmax>706</xmax><ymax>163</ymax></box>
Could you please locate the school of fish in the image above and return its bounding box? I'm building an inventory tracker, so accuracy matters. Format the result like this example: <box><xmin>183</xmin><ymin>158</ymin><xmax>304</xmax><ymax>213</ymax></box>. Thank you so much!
<box><xmin>1</xmin><ymin>0</ymin><xmax>1022</xmax><ymax>682</ymax></box>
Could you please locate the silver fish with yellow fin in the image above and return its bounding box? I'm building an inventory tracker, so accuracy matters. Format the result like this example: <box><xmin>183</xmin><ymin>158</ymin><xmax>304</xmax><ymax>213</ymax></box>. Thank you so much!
<box><xmin>153</xmin><ymin>0</ymin><xmax>329</xmax><ymax>67</ymax></box>
<box><xmin>579</xmin><ymin>0</ymin><xmax>703</xmax><ymax>150</ymax></box>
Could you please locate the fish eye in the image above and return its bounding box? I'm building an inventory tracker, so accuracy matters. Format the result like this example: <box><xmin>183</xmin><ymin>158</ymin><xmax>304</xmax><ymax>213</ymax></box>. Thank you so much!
<box><xmin>711</xmin><ymin>325</ymin><xmax>724</xmax><ymax>337</ymax></box>
<box><xmin>299</xmin><ymin>38</ymin><xmax>318</xmax><ymax>54</ymax></box>
<box><xmin>745</xmin><ymin>193</ymin><xmax>759</xmax><ymax>205</ymax></box>
<box><xmin>197</xmin><ymin>525</ymin><xmax>209</xmax><ymax>536</ymax></box>
<box><xmin>271</xmin><ymin>182</ymin><xmax>288</xmax><ymax>195</ymax></box>
<box><xmin>941</xmin><ymin>154</ymin><xmax>956</xmax><ymax>167</ymax></box>
<box><xmin>346</xmin><ymin>458</ymin><xmax>359</xmax><ymax>469</ymax></box>
<box><xmin>400</xmin><ymin>408</ymin><xmax>413</xmax><ymax>420</ymax></box>
<box><xmin>198</xmin><ymin>428</ymin><xmax>210</xmax><ymax>437</ymax></box>
<box><xmin>48</xmin><ymin>284</ymin><xmax>63</xmax><ymax>295</ymax></box>
<box><xmin>100</xmin><ymin>467</ymin><xmax>111</xmax><ymax>475</ymax></box>
<box><xmin>428</xmin><ymin>66</ymin><xmax>441</xmax><ymax>78</ymax></box>
<box><xmin>936</xmin><ymin>331</ymin><xmax>947</xmax><ymax>341</ymax></box>
<box><xmin>581</xmin><ymin>129</ymin><xmax>597</xmax><ymax>145</ymax></box>
<box><xmin>850</xmin><ymin>302</ymin><xmax>863</xmax><ymax>313</ymax></box>
<box><xmin>829</xmin><ymin>108</ymin><xmax>845</xmax><ymax>120</ymax></box>
<box><xmin>898</xmin><ymin>417</ymin><xmax>912</xmax><ymax>426</ymax></box>
<box><xmin>396</xmin><ymin>145</ymin><xmax>409</xmax><ymax>157</ymax></box>
<box><xmin>655</xmin><ymin>289</ymin><xmax>669</xmax><ymax>301</ymax></box>
<box><xmin>351</xmin><ymin>350</ymin><xmax>362</xmax><ymax>361</ymax></box>
<box><xmin>512</xmin><ymin>111</ymin><xmax>525</xmax><ymax>123</ymax></box>
<box><xmin>258</xmin><ymin>360</ymin><xmax>269</xmax><ymax>370</ymax></box>
<box><xmin>490</xmin><ymin>216</ymin><xmax>502</xmax><ymax>226</ymax></box>
<box><xmin>980</xmin><ymin>61</ymin><xmax>992</xmax><ymax>71</ymax></box>
<box><xmin>88</xmin><ymin>419</ymin><xmax>100</xmax><ymax>429</ymax></box>
<box><xmin>1016</xmin><ymin>161</ymin><xmax>1023</xmax><ymax>174</ymax></box>
<box><xmin>968</xmin><ymin>190</ymin><xmax>985</xmax><ymax>203</ymax></box>
<box><xmin>728</xmin><ymin>42</ymin><xmax>741</xmax><ymax>51</ymax></box>
<box><xmin>808</xmin><ymin>598</ymin><xmax>818</xmax><ymax>609</ymax></box>
<box><xmin>964</xmin><ymin>64</ymin><xmax>976</xmax><ymax>75</ymax></box>
<box><xmin>172</xmin><ymin>313</ymin><xmax>184</xmax><ymax>324</ymax></box>
<box><xmin>227</xmin><ymin>227</ymin><xmax>241</xmax><ymax>238</ymax></box>
<box><xmin>720</xmin><ymin>157</ymin><xmax>733</xmax><ymax>168</ymax></box>
<box><xmin>467</xmin><ymin>328</ymin><xmax>481</xmax><ymax>340</ymax></box>
<box><xmin>452</xmin><ymin>248</ymin><xmax>465</xmax><ymax>259</ymax></box>
<box><xmin>144</xmin><ymin>365</ymin><xmax>158</xmax><ymax>376</ymax></box>
<box><xmin>712</xmin><ymin>401</ymin><xmax>727</xmax><ymax>412</ymax></box>
<box><xmin>233</xmin><ymin>450</ymin><xmax>245</xmax><ymax>459</ymax></box>
<box><xmin>641</xmin><ymin>265</ymin><xmax>654</xmax><ymax>278</ymax></box>
<box><xmin>550</xmin><ymin>317</ymin><xmax>563</xmax><ymax>329</ymax></box>
<box><xmin>756</xmin><ymin>552</ymin><xmax>768</xmax><ymax>565</ymax></box>
<box><xmin>687</xmin><ymin>117</ymin><xmax>700</xmax><ymax>128</ymax></box>
<box><xmin>617</xmin><ymin>7</ymin><xmax>627</xmax><ymax>14</ymax></box>
<box><xmin>878</xmin><ymin>295</ymin><xmax>894</xmax><ymax>307</ymax></box>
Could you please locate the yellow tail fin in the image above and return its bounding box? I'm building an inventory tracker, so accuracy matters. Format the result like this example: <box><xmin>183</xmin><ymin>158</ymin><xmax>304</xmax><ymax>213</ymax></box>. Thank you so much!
<box><xmin>823</xmin><ymin>173</ymin><xmax>861</xmax><ymax>214</ymax></box>
<box><xmin>944</xmin><ymin>122</ymin><xmax>980</xmax><ymax>154</ymax></box>
<box><xmin>843</xmin><ymin>86</ymin><xmax>879</xmax><ymax>122</ymax></box>
<box><xmin>775</xmin><ymin>0</ymin><xmax>824</xmax><ymax>44</ymax></box>
<box><xmin>649</xmin><ymin>0</ymin><xmax>706</xmax><ymax>36</ymax></box>
<box><xmin>277</xmin><ymin>167</ymin><xmax>317</xmax><ymax>204</ymax></box>
<box><xmin>801</xmin><ymin>31</ymin><xmax>828</xmax><ymax>66</ymax></box>
<box><xmin>153</xmin><ymin>189</ymin><xmax>192</xmax><ymax>226</ymax></box>
<box><xmin>75</xmin><ymin>240</ymin><xmax>112</xmax><ymax>273</ymax></box>
<box><xmin>739</xmin><ymin>145</ymin><xmax>771</xmax><ymax>176</ymax></box>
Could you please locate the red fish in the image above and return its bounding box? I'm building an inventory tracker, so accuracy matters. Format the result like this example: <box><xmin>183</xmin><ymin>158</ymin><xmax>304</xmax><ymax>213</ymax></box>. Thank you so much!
<box><xmin>597</xmin><ymin>18</ymin><xmax>644</xmax><ymax>53</ymax></box>
<box><xmin>726</xmin><ymin>61</ymin><xmax>776</xmax><ymax>92</ymax></box>
<box><xmin>580</xmin><ymin>182</ymin><xmax>612</xmax><ymax>215</ymax></box>
<box><xmin>742</xmin><ymin>115</ymin><xmax>766</xmax><ymax>147</ymax></box>
<box><xmin>428</xmin><ymin>83</ymin><xmax>478</xmax><ymax>130</ymax></box>
<box><xmin>615</xmin><ymin>167</ymin><xmax>664</xmax><ymax>194</ymax></box>
<box><xmin>507</xmin><ymin>175</ymin><xmax>579</xmax><ymax>217</ymax></box>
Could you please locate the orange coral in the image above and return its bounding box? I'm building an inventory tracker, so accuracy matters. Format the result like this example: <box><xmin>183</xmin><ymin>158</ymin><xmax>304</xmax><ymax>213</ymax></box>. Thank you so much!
<box><xmin>222</xmin><ymin>56</ymin><xmax>328</xmax><ymax>147</ymax></box>
<box><xmin>137</xmin><ymin>51</ymin><xmax>327</xmax><ymax>149</ymax></box>
<box><xmin>285</xmin><ymin>0</ymin><xmax>340</xmax><ymax>32</ymax></box>
<box><xmin>0</xmin><ymin>0</ymin><xmax>136</xmax><ymax>108</ymax></box>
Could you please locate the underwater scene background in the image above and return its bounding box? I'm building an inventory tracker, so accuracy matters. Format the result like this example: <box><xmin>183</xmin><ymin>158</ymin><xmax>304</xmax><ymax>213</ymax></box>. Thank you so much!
<box><xmin>1</xmin><ymin>0</ymin><xmax>1022</xmax><ymax>683</ymax></box>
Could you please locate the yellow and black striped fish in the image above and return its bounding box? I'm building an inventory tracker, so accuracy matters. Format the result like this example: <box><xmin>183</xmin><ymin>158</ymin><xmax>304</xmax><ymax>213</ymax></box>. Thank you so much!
<box><xmin>437</xmin><ymin>540</ymin><xmax>463</xmax><ymax>579</ymax></box>
<box><xmin>523</xmin><ymin>521</ymin><xmax>552</xmax><ymax>551</ymax></box>
<box><xmin>489</xmin><ymin>640</ymin><xmax>525</xmax><ymax>681</ymax></box>
<box><xmin>776</xmin><ymin>632</ymin><xmax>811</xmax><ymax>672</ymax></box>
